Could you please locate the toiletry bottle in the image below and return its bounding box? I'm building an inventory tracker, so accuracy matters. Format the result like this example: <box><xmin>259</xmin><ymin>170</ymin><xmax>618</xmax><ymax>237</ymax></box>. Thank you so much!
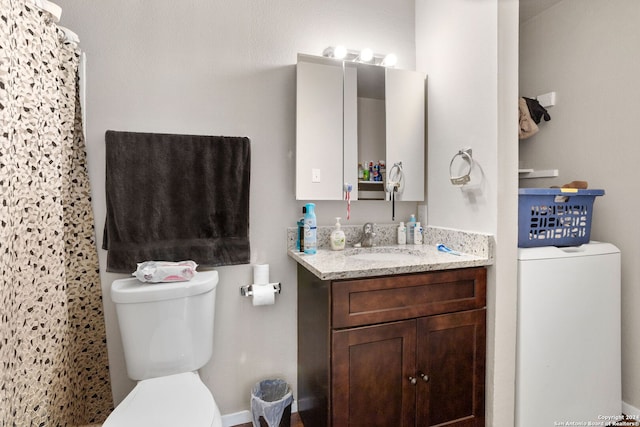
<box><xmin>362</xmin><ymin>161</ymin><xmax>370</xmax><ymax>181</ymax></box>
<box><xmin>330</xmin><ymin>217</ymin><xmax>346</xmax><ymax>251</ymax></box>
<box><xmin>303</xmin><ymin>203</ymin><xmax>317</xmax><ymax>255</ymax></box>
<box><xmin>407</xmin><ymin>214</ymin><xmax>416</xmax><ymax>244</ymax></box>
<box><xmin>297</xmin><ymin>217</ymin><xmax>305</xmax><ymax>252</ymax></box>
<box><xmin>397</xmin><ymin>222</ymin><xmax>406</xmax><ymax>245</ymax></box>
<box><xmin>299</xmin><ymin>206</ymin><xmax>306</xmax><ymax>252</ymax></box>
<box><xmin>414</xmin><ymin>221</ymin><xmax>423</xmax><ymax>245</ymax></box>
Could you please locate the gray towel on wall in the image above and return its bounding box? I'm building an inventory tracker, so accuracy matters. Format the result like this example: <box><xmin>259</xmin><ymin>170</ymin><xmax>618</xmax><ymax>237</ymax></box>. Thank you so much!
<box><xmin>103</xmin><ymin>130</ymin><xmax>250</xmax><ymax>273</ymax></box>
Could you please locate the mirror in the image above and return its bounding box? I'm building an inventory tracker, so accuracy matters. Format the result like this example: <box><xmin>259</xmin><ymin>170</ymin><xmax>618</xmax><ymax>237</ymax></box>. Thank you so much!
<box><xmin>296</xmin><ymin>53</ymin><xmax>425</xmax><ymax>201</ymax></box>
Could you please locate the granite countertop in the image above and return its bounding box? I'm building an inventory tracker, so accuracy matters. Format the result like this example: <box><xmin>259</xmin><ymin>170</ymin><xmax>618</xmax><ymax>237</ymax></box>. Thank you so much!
<box><xmin>287</xmin><ymin>224</ymin><xmax>494</xmax><ymax>281</ymax></box>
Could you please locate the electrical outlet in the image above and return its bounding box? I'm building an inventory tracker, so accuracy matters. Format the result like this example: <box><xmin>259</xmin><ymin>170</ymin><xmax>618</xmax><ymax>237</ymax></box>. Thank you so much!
<box><xmin>312</xmin><ymin>168</ymin><xmax>321</xmax><ymax>183</ymax></box>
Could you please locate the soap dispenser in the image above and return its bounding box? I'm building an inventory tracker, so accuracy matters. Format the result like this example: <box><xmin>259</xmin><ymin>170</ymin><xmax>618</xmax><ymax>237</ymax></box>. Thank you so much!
<box><xmin>330</xmin><ymin>217</ymin><xmax>346</xmax><ymax>251</ymax></box>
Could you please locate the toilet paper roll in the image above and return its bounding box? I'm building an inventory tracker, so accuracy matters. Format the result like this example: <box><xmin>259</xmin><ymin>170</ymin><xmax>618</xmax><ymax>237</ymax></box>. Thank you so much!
<box><xmin>253</xmin><ymin>264</ymin><xmax>269</xmax><ymax>285</ymax></box>
<box><xmin>252</xmin><ymin>283</ymin><xmax>275</xmax><ymax>306</ymax></box>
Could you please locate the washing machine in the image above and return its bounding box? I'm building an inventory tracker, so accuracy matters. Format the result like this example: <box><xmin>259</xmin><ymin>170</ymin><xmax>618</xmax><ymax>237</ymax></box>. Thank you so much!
<box><xmin>516</xmin><ymin>242</ymin><xmax>621</xmax><ymax>426</ymax></box>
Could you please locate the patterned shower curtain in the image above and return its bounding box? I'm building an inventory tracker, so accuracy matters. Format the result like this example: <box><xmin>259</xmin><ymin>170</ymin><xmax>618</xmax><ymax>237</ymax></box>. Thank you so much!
<box><xmin>0</xmin><ymin>0</ymin><xmax>113</xmax><ymax>425</ymax></box>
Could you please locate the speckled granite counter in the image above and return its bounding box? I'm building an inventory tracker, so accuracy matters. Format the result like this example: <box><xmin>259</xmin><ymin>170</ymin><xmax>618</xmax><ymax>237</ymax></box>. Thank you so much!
<box><xmin>287</xmin><ymin>224</ymin><xmax>494</xmax><ymax>280</ymax></box>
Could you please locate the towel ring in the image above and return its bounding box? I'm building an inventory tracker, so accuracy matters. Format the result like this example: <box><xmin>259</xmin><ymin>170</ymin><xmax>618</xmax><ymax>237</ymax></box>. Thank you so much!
<box><xmin>386</xmin><ymin>162</ymin><xmax>404</xmax><ymax>194</ymax></box>
<box><xmin>449</xmin><ymin>148</ymin><xmax>474</xmax><ymax>186</ymax></box>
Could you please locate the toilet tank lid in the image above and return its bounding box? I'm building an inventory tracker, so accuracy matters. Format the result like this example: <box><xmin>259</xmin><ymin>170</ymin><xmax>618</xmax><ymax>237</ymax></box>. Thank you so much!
<box><xmin>111</xmin><ymin>270</ymin><xmax>219</xmax><ymax>304</ymax></box>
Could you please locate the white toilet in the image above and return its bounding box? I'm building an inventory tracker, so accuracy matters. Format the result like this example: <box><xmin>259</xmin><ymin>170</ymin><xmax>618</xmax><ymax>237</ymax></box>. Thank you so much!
<box><xmin>103</xmin><ymin>270</ymin><xmax>223</xmax><ymax>427</ymax></box>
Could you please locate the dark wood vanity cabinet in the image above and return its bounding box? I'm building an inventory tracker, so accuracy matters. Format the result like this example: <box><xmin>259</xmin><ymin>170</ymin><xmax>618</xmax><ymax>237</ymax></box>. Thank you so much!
<box><xmin>297</xmin><ymin>265</ymin><xmax>486</xmax><ymax>427</ymax></box>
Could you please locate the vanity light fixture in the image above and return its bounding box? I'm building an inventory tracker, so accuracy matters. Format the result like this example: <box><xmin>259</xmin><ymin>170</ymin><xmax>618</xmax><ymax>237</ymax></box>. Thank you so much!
<box><xmin>322</xmin><ymin>46</ymin><xmax>398</xmax><ymax>67</ymax></box>
<box><xmin>323</xmin><ymin>45</ymin><xmax>347</xmax><ymax>60</ymax></box>
<box><xmin>334</xmin><ymin>45</ymin><xmax>348</xmax><ymax>59</ymax></box>
<box><xmin>380</xmin><ymin>53</ymin><xmax>398</xmax><ymax>67</ymax></box>
<box><xmin>359</xmin><ymin>48</ymin><xmax>374</xmax><ymax>62</ymax></box>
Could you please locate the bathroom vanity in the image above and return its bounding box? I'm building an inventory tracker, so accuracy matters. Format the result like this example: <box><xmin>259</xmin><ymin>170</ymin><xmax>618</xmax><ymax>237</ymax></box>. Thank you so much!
<box><xmin>288</xmin><ymin>226</ymin><xmax>493</xmax><ymax>427</ymax></box>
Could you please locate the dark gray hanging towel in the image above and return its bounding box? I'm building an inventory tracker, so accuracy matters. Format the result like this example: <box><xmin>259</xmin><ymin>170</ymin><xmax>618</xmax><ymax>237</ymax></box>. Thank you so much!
<box><xmin>103</xmin><ymin>130</ymin><xmax>250</xmax><ymax>273</ymax></box>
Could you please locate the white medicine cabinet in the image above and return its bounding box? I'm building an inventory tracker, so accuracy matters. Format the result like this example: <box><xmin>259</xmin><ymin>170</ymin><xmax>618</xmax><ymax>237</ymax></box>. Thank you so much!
<box><xmin>295</xmin><ymin>53</ymin><xmax>426</xmax><ymax>201</ymax></box>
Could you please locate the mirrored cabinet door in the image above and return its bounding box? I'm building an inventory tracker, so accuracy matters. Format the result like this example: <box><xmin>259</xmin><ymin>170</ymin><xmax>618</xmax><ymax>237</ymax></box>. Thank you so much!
<box><xmin>385</xmin><ymin>67</ymin><xmax>425</xmax><ymax>201</ymax></box>
<box><xmin>296</xmin><ymin>53</ymin><xmax>425</xmax><ymax>202</ymax></box>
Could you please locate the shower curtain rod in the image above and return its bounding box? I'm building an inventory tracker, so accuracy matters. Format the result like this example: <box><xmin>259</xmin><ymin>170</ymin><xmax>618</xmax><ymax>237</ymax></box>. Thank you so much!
<box><xmin>30</xmin><ymin>0</ymin><xmax>80</xmax><ymax>45</ymax></box>
<box><xmin>32</xmin><ymin>0</ymin><xmax>62</xmax><ymax>22</ymax></box>
<box><xmin>59</xmin><ymin>26</ymin><xmax>80</xmax><ymax>44</ymax></box>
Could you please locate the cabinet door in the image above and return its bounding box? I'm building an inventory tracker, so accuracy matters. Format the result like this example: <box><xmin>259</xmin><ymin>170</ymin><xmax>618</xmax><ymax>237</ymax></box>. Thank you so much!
<box><xmin>385</xmin><ymin>67</ymin><xmax>425</xmax><ymax>201</ymax></box>
<box><xmin>416</xmin><ymin>309</ymin><xmax>486</xmax><ymax>427</ymax></box>
<box><xmin>332</xmin><ymin>320</ymin><xmax>416</xmax><ymax>427</ymax></box>
<box><xmin>296</xmin><ymin>55</ymin><xmax>344</xmax><ymax>200</ymax></box>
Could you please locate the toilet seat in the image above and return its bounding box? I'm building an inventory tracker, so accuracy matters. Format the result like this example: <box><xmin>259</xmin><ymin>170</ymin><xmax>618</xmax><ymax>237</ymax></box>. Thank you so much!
<box><xmin>103</xmin><ymin>372</ymin><xmax>222</xmax><ymax>427</ymax></box>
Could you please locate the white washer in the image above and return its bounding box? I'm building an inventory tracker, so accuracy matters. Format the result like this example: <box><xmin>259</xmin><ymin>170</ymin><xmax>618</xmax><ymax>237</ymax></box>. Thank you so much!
<box><xmin>516</xmin><ymin>242</ymin><xmax>621</xmax><ymax>426</ymax></box>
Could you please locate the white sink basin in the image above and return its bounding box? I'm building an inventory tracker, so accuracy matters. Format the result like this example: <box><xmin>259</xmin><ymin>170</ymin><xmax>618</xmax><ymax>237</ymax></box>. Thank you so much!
<box><xmin>348</xmin><ymin>251</ymin><xmax>422</xmax><ymax>263</ymax></box>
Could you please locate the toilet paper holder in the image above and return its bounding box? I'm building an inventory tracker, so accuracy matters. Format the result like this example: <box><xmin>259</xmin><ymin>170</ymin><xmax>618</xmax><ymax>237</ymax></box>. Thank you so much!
<box><xmin>240</xmin><ymin>283</ymin><xmax>281</xmax><ymax>297</ymax></box>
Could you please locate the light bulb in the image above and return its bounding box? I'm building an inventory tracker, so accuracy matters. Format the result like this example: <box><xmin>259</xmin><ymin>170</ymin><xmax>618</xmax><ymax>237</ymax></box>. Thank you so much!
<box><xmin>333</xmin><ymin>45</ymin><xmax>347</xmax><ymax>59</ymax></box>
<box><xmin>360</xmin><ymin>48</ymin><xmax>373</xmax><ymax>62</ymax></box>
<box><xmin>381</xmin><ymin>53</ymin><xmax>397</xmax><ymax>67</ymax></box>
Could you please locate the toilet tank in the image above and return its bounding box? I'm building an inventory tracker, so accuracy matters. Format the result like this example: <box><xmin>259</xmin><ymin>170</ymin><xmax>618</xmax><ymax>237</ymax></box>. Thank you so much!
<box><xmin>111</xmin><ymin>270</ymin><xmax>218</xmax><ymax>381</ymax></box>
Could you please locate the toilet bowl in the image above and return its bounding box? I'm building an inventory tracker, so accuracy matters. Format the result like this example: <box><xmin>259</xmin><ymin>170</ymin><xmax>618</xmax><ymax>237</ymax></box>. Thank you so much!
<box><xmin>104</xmin><ymin>271</ymin><xmax>222</xmax><ymax>427</ymax></box>
<box><xmin>103</xmin><ymin>372</ymin><xmax>222</xmax><ymax>427</ymax></box>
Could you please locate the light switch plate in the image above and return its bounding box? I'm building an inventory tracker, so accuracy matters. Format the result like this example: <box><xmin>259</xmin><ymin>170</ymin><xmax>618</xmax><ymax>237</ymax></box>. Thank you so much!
<box><xmin>312</xmin><ymin>168</ymin><xmax>321</xmax><ymax>183</ymax></box>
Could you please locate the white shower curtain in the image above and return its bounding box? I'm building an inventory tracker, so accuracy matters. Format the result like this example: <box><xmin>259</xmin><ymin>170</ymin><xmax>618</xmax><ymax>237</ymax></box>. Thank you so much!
<box><xmin>0</xmin><ymin>0</ymin><xmax>113</xmax><ymax>425</ymax></box>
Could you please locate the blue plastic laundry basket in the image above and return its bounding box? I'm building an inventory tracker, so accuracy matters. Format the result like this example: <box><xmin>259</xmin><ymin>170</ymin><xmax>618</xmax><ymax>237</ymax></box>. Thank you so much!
<box><xmin>518</xmin><ymin>188</ymin><xmax>604</xmax><ymax>248</ymax></box>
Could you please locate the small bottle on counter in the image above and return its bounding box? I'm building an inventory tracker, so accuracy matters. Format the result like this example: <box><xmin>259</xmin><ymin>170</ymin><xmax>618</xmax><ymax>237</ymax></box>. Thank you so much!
<box><xmin>298</xmin><ymin>206</ymin><xmax>307</xmax><ymax>252</ymax></box>
<box><xmin>407</xmin><ymin>214</ymin><xmax>416</xmax><ymax>244</ymax></box>
<box><xmin>297</xmin><ymin>217</ymin><xmax>304</xmax><ymax>251</ymax></box>
<box><xmin>397</xmin><ymin>222</ymin><xmax>406</xmax><ymax>245</ymax></box>
<box><xmin>414</xmin><ymin>221</ymin><xmax>423</xmax><ymax>245</ymax></box>
<box><xmin>303</xmin><ymin>203</ymin><xmax>317</xmax><ymax>255</ymax></box>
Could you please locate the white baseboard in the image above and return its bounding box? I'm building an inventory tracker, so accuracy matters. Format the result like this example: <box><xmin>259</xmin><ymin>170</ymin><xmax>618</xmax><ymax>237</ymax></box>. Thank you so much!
<box><xmin>221</xmin><ymin>410</ymin><xmax>252</xmax><ymax>427</ymax></box>
<box><xmin>623</xmin><ymin>401</ymin><xmax>640</xmax><ymax>417</ymax></box>
<box><xmin>221</xmin><ymin>402</ymin><xmax>298</xmax><ymax>427</ymax></box>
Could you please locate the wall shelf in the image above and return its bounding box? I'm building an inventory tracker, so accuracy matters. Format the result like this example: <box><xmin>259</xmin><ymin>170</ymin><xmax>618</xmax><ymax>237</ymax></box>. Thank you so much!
<box><xmin>518</xmin><ymin>169</ymin><xmax>559</xmax><ymax>179</ymax></box>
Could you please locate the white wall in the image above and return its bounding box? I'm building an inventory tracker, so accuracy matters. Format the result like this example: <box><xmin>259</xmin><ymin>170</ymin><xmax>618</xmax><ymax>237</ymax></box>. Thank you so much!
<box><xmin>55</xmin><ymin>0</ymin><xmax>419</xmax><ymax>417</ymax></box>
<box><xmin>520</xmin><ymin>0</ymin><xmax>640</xmax><ymax>413</ymax></box>
<box><xmin>416</xmin><ymin>0</ymin><xmax>519</xmax><ymax>425</ymax></box>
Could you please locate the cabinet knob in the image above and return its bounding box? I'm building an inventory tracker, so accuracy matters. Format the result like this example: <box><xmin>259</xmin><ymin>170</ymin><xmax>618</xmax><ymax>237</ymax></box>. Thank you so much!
<box><xmin>419</xmin><ymin>372</ymin><xmax>430</xmax><ymax>382</ymax></box>
<box><xmin>408</xmin><ymin>376</ymin><xmax>417</xmax><ymax>385</ymax></box>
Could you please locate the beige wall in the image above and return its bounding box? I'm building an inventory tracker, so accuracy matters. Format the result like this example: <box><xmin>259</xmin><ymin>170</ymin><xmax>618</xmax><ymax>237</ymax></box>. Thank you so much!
<box><xmin>519</xmin><ymin>0</ymin><xmax>640</xmax><ymax>414</ymax></box>
<box><xmin>56</xmin><ymin>0</ymin><xmax>419</xmax><ymax>419</ymax></box>
<box><xmin>416</xmin><ymin>0</ymin><xmax>519</xmax><ymax>424</ymax></box>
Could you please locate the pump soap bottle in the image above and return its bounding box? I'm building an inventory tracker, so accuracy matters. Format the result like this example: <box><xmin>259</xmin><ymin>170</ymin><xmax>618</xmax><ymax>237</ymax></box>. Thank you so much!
<box><xmin>303</xmin><ymin>203</ymin><xmax>317</xmax><ymax>255</ymax></box>
<box><xmin>330</xmin><ymin>217</ymin><xmax>346</xmax><ymax>251</ymax></box>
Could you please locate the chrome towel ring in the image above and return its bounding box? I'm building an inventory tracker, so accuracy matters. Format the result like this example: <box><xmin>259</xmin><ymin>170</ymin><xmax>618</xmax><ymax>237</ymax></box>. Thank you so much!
<box><xmin>449</xmin><ymin>148</ymin><xmax>474</xmax><ymax>186</ymax></box>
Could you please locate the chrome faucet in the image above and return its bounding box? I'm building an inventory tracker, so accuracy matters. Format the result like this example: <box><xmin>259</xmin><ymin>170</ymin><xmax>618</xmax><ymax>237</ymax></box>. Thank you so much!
<box><xmin>359</xmin><ymin>222</ymin><xmax>376</xmax><ymax>248</ymax></box>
